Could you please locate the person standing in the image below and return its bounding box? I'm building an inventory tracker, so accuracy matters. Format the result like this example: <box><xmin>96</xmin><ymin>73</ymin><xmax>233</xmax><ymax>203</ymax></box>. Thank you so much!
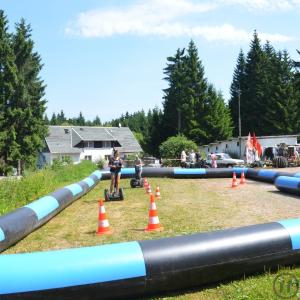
<box><xmin>108</xmin><ymin>150</ymin><xmax>123</xmax><ymax>195</ymax></box>
<box><xmin>180</xmin><ymin>150</ymin><xmax>187</xmax><ymax>168</ymax></box>
<box><xmin>134</xmin><ymin>154</ymin><xmax>143</xmax><ymax>180</ymax></box>
<box><xmin>210</xmin><ymin>153</ymin><xmax>217</xmax><ymax>168</ymax></box>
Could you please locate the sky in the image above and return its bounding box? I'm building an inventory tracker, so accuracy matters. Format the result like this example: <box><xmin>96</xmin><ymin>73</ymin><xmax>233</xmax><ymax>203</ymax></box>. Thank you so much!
<box><xmin>1</xmin><ymin>0</ymin><xmax>299</xmax><ymax>122</ymax></box>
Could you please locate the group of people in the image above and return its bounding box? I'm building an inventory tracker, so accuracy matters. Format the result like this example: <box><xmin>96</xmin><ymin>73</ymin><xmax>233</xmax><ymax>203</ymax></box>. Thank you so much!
<box><xmin>180</xmin><ymin>150</ymin><xmax>200</xmax><ymax>168</ymax></box>
<box><xmin>180</xmin><ymin>150</ymin><xmax>218</xmax><ymax>168</ymax></box>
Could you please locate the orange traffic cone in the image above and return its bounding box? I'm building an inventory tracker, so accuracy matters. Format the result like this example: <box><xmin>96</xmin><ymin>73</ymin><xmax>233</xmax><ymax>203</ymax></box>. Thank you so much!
<box><xmin>145</xmin><ymin>194</ymin><xmax>163</xmax><ymax>232</ymax></box>
<box><xmin>155</xmin><ymin>186</ymin><xmax>161</xmax><ymax>199</ymax></box>
<box><xmin>144</xmin><ymin>178</ymin><xmax>148</xmax><ymax>188</ymax></box>
<box><xmin>147</xmin><ymin>184</ymin><xmax>152</xmax><ymax>194</ymax></box>
<box><xmin>232</xmin><ymin>172</ymin><xmax>238</xmax><ymax>188</ymax></box>
<box><xmin>96</xmin><ymin>200</ymin><xmax>111</xmax><ymax>235</ymax></box>
<box><xmin>240</xmin><ymin>171</ymin><xmax>246</xmax><ymax>184</ymax></box>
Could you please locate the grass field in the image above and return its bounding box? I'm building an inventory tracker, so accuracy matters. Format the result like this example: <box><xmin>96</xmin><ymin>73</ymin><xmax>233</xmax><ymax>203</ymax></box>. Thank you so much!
<box><xmin>3</xmin><ymin>170</ymin><xmax>300</xmax><ymax>299</ymax></box>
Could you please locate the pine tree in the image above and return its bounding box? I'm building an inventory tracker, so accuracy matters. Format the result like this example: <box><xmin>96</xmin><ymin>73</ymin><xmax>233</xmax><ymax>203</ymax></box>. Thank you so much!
<box><xmin>203</xmin><ymin>85</ymin><xmax>232</xmax><ymax>143</ymax></box>
<box><xmin>162</xmin><ymin>48</ymin><xmax>186</xmax><ymax>138</ymax></box>
<box><xmin>144</xmin><ymin>107</ymin><xmax>164</xmax><ymax>156</ymax></box>
<box><xmin>44</xmin><ymin>114</ymin><xmax>49</xmax><ymax>125</ymax></box>
<box><xmin>185</xmin><ymin>40</ymin><xmax>208</xmax><ymax>141</ymax></box>
<box><xmin>50</xmin><ymin>113</ymin><xmax>57</xmax><ymax>125</ymax></box>
<box><xmin>76</xmin><ymin>111</ymin><xmax>85</xmax><ymax>126</ymax></box>
<box><xmin>242</xmin><ymin>31</ymin><xmax>266</xmax><ymax>135</ymax></box>
<box><xmin>0</xmin><ymin>10</ymin><xmax>19</xmax><ymax>174</ymax></box>
<box><xmin>229</xmin><ymin>49</ymin><xmax>246</xmax><ymax>136</ymax></box>
<box><xmin>12</xmin><ymin>18</ymin><xmax>47</xmax><ymax>171</ymax></box>
<box><xmin>57</xmin><ymin>110</ymin><xmax>66</xmax><ymax>124</ymax></box>
<box><xmin>93</xmin><ymin>115</ymin><xmax>101</xmax><ymax>126</ymax></box>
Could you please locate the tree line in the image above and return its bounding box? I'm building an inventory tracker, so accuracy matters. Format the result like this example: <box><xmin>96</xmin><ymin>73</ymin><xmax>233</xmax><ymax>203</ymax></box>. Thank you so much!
<box><xmin>45</xmin><ymin>110</ymin><xmax>102</xmax><ymax>127</ymax></box>
<box><xmin>47</xmin><ymin>35</ymin><xmax>300</xmax><ymax>157</ymax></box>
<box><xmin>0</xmin><ymin>11</ymin><xmax>46</xmax><ymax>174</ymax></box>
<box><xmin>1</xmin><ymin>7</ymin><xmax>300</xmax><ymax>172</ymax></box>
<box><xmin>229</xmin><ymin>31</ymin><xmax>300</xmax><ymax>136</ymax></box>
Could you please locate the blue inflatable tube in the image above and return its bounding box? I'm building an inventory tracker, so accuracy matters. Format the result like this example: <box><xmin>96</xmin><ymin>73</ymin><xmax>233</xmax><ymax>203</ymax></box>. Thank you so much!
<box><xmin>1</xmin><ymin>218</ymin><xmax>300</xmax><ymax>299</ymax></box>
<box><xmin>275</xmin><ymin>176</ymin><xmax>300</xmax><ymax>195</ymax></box>
<box><xmin>0</xmin><ymin>170</ymin><xmax>102</xmax><ymax>252</ymax></box>
<box><xmin>0</xmin><ymin>167</ymin><xmax>300</xmax><ymax>299</ymax></box>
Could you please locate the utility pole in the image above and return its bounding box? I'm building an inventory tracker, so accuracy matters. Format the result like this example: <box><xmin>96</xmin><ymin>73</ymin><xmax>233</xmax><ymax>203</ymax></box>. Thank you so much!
<box><xmin>238</xmin><ymin>88</ymin><xmax>242</xmax><ymax>158</ymax></box>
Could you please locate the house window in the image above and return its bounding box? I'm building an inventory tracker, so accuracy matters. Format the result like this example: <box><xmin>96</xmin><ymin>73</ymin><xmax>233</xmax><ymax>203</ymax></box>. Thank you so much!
<box><xmin>84</xmin><ymin>155</ymin><xmax>92</xmax><ymax>161</ymax></box>
<box><xmin>237</xmin><ymin>142</ymin><xmax>239</xmax><ymax>146</ymax></box>
<box><xmin>226</xmin><ymin>144</ymin><xmax>228</xmax><ymax>148</ymax></box>
<box><xmin>94</xmin><ymin>141</ymin><xmax>103</xmax><ymax>148</ymax></box>
<box><xmin>208</xmin><ymin>148</ymin><xmax>210</xmax><ymax>152</ymax></box>
<box><xmin>83</xmin><ymin>141</ymin><xmax>94</xmax><ymax>148</ymax></box>
<box><xmin>216</xmin><ymin>146</ymin><xmax>218</xmax><ymax>151</ymax></box>
<box><xmin>103</xmin><ymin>141</ymin><xmax>111</xmax><ymax>148</ymax></box>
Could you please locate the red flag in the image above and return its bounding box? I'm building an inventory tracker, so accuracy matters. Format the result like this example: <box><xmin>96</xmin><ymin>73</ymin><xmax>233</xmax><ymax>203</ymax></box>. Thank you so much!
<box><xmin>252</xmin><ymin>133</ymin><xmax>262</xmax><ymax>157</ymax></box>
<box><xmin>252</xmin><ymin>133</ymin><xmax>258</xmax><ymax>149</ymax></box>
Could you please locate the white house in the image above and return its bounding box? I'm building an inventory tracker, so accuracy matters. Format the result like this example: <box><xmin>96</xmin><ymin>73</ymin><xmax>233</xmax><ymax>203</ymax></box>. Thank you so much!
<box><xmin>40</xmin><ymin>126</ymin><xmax>142</xmax><ymax>165</ymax></box>
<box><xmin>199</xmin><ymin>134</ymin><xmax>299</xmax><ymax>159</ymax></box>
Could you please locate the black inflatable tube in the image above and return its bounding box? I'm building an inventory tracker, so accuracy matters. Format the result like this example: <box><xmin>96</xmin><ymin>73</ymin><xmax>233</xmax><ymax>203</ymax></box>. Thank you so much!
<box><xmin>0</xmin><ymin>170</ymin><xmax>102</xmax><ymax>252</ymax></box>
<box><xmin>2</xmin><ymin>220</ymin><xmax>300</xmax><ymax>299</ymax></box>
<box><xmin>1</xmin><ymin>167</ymin><xmax>300</xmax><ymax>299</ymax></box>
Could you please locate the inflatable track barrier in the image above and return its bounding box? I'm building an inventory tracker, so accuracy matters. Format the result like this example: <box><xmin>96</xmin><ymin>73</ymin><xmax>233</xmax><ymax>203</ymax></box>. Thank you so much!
<box><xmin>1</xmin><ymin>167</ymin><xmax>300</xmax><ymax>299</ymax></box>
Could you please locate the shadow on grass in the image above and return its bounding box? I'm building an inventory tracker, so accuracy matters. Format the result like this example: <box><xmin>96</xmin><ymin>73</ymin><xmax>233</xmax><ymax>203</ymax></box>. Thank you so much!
<box><xmin>268</xmin><ymin>190</ymin><xmax>300</xmax><ymax>200</ymax></box>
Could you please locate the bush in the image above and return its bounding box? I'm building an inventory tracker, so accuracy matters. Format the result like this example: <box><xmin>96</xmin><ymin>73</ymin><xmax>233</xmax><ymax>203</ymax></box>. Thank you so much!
<box><xmin>96</xmin><ymin>159</ymin><xmax>106</xmax><ymax>169</ymax></box>
<box><xmin>0</xmin><ymin>160</ymin><xmax>97</xmax><ymax>216</ymax></box>
<box><xmin>159</xmin><ymin>135</ymin><xmax>198</xmax><ymax>159</ymax></box>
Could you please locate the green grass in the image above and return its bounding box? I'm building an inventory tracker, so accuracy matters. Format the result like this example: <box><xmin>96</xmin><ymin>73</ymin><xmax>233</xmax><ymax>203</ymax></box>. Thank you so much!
<box><xmin>3</xmin><ymin>174</ymin><xmax>300</xmax><ymax>299</ymax></box>
<box><xmin>0</xmin><ymin>160</ymin><xmax>97</xmax><ymax>216</ymax></box>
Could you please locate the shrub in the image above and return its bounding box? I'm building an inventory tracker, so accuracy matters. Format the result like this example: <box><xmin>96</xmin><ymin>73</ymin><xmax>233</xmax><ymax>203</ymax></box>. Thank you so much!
<box><xmin>0</xmin><ymin>160</ymin><xmax>97</xmax><ymax>216</ymax></box>
<box><xmin>159</xmin><ymin>135</ymin><xmax>198</xmax><ymax>159</ymax></box>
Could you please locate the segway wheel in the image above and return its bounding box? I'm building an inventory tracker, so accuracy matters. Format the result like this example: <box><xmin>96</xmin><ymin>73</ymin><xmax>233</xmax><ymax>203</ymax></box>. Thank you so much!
<box><xmin>104</xmin><ymin>189</ymin><xmax>110</xmax><ymax>201</ymax></box>
<box><xmin>139</xmin><ymin>178</ymin><xmax>144</xmax><ymax>187</ymax></box>
<box><xmin>119</xmin><ymin>188</ymin><xmax>124</xmax><ymax>200</ymax></box>
<box><xmin>130</xmin><ymin>178</ymin><xmax>136</xmax><ymax>188</ymax></box>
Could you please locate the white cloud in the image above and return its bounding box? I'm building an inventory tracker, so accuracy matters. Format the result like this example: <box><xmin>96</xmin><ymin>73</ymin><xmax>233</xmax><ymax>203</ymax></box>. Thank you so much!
<box><xmin>65</xmin><ymin>0</ymin><xmax>296</xmax><ymax>43</ymax></box>
<box><xmin>219</xmin><ymin>0</ymin><xmax>295</xmax><ymax>11</ymax></box>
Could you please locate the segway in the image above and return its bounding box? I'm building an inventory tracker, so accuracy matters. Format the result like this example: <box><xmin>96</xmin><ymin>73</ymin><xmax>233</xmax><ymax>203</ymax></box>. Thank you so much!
<box><xmin>104</xmin><ymin>173</ymin><xmax>124</xmax><ymax>201</ymax></box>
<box><xmin>130</xmin><ymin>166</ymin><xmax>144</xmax><ymax>188</ymax></box>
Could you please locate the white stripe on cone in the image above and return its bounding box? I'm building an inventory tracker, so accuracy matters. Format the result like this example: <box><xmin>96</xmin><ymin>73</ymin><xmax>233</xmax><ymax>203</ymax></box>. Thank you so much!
<box><xmin>150</xmin><ymin>202</ymin><xmax>157</xmax><ymax>210</ymax></box>
<box><xmin>99</xmin><ymin>220</ymin><xmax>109</xmax><ymax>227</ymax></box>
<box><xmin>149</xmin><ymin>216</ymin><xmax>160</xmax><ymax>224</ymax></box>
<box><xmin>100</xmin><ymin>206</ymin><xmax>106</xmax><ymax>213</ymax></box>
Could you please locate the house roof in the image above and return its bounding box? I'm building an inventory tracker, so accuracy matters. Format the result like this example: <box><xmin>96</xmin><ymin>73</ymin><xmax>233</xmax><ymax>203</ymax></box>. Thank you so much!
<box><xmin>45</xmin><ymin>126</ymin><xmax>142</xmax><ymax>154</ymax></box>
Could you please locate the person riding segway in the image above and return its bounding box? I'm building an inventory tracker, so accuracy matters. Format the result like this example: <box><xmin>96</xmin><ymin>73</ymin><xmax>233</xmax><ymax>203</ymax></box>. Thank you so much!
<box><xmin>130</xmin><ymin>154</ymin><xmax>144</xmax><ymax>188</ymax></box>
<box><xmin>104</xmin><ymin>150</ymin><xmax>124</xmax><ymax>201</ymax></box>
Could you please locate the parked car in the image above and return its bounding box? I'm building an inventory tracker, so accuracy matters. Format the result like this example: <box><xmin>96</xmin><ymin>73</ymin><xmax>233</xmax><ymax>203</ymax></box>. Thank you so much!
<box><xmin>206</xmin><ymin>153</ymin><xmax>244</xmax><ymax>168</ymax></box>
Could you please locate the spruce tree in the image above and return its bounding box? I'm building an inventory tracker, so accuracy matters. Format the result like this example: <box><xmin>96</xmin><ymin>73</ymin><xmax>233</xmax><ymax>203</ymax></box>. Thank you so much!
<box><xmin>203</xmin><ymin>85</ymin><xmax>232</xmax><ymax>143</ymax></box>
<box><xmin>0</xmin><ymin>10</ymin><xmax>19</xmax><ymax>174</ymax></box>
<box><xmin>229</xmin><ymin>49</ymin><xmax>246</xmax><ymax>136</ymax></box>
<box><xmin>93</xmin><ymin>115</ymin><xmax>101</xmax><ymax>126</ymax></box>
<box><xmin>12</xmin><ymin>19</ymin><xmax>47</xmax><ymax>171</ymax></box>
<box><xmin>50</xmin><ymin>113</ymin><xmax>57</xmax><ymax>125</ymax></box>
<box><xmin>162</xmin><ymin>48</ymin><xmax>186</xmax><ymax>138</ymax></box>
<box><xmin>76</xmin><ymin>111</ymin><xmax>85</xmax><ymax>126</ymax></box>
<box><xmin>242</xmin><ymin>31</ymin><xmax>266</xmax><ymax>135</ymax></box>
<box><xmin>185</xmin><ymin>40</ymin><xmax>207</xmax><ymax>142</ymax></box>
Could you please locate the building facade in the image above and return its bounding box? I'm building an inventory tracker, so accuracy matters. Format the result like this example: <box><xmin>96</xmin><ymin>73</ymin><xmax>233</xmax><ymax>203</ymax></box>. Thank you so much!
<box><xmin>199</xmin><ymin>135</ymin><xmax>299</xmax><ymax>159</ymax></box>
<box><xmin>40</xmin><ymin>126</ymin><xmax>142</xmax><ymax>166</ymax></box>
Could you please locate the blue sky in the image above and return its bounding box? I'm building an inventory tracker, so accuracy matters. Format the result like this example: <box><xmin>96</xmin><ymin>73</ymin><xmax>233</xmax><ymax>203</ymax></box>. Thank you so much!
<box><xmin>2</xmin><ymin>0</ymin><xmax>299</xmax><ymax>122</ymax></box>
